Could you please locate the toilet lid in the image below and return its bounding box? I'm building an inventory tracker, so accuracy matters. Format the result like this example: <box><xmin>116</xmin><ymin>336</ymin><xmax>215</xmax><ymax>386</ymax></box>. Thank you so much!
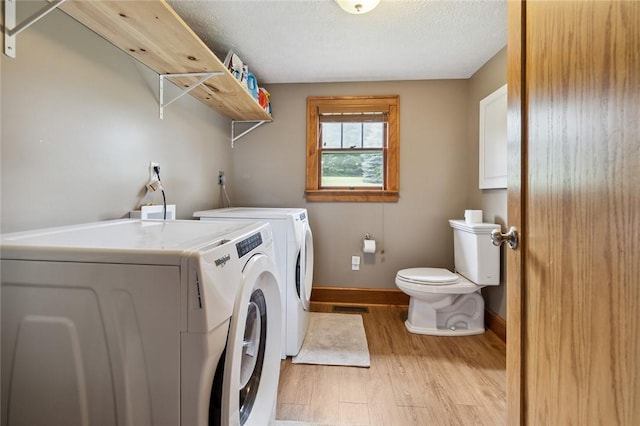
<box><xmin>396</xmin><ymin>267</ymin><xmax>459</xmax><ymax>285</ymax></box>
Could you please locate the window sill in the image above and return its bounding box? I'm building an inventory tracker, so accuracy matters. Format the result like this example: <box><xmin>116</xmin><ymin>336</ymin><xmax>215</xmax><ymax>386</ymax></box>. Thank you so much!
<box><xmin>305</xmin><ymin>190</ymin><xmax>399</xmax><ymax>202</ymax></box>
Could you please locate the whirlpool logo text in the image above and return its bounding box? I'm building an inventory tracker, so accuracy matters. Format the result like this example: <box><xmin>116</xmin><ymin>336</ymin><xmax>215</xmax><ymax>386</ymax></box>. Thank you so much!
<box><xmin>215</xmin><ymin>254</ymin><xmax>231</xmax><ymax>267</ymax></box>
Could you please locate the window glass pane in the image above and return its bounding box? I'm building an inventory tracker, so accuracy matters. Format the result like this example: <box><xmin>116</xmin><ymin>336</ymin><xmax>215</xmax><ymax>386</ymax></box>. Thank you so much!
<box><xmin>321</xmin><ymin>152</ymin><xmax>384</xmax><ymax>187</ymax></box>
<box><xmin>342</xmin><ymin>123</ymin><xmax>362</xmax><ymax>148</ymax></box>
<box><xmin>321</xmin><ymin>123</ymin><xmax>342</xmax><ymax>148</ymax></box>
<box><xmin>363</xmin><ymin>123</ymin><xmax>384</xmax><ymax>148</ymax></box>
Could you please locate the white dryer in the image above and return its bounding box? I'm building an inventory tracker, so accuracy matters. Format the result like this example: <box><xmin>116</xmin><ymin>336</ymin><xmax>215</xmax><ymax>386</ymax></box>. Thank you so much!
<box><xmin>194</xmin><ymin>208</ymin><xmax>314</xmax><ymax>357</ymax></box>
<box><xmin>1</xmin><ymin>219</ymin><xmax>281</xmax><ymax>426</ymax></box>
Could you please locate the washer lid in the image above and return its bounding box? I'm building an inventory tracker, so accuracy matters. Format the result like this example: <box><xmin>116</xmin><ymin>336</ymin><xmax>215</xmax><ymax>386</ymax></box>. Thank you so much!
<box><xmin>194</xmin><ymin>207</ymin><xmax>306</xmax><ymax>220</ymax></box>
<box><xmin>396</xmin><ymin>267</ymin><xmax>459</xmax><ymax>285</ymax></box>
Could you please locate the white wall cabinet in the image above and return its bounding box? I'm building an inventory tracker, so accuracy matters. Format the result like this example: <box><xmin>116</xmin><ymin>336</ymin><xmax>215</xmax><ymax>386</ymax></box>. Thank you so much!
<box><xmin>479</xmin><ymin>84</ymin><xmax>507</xmax><ymax>189</ymax></box>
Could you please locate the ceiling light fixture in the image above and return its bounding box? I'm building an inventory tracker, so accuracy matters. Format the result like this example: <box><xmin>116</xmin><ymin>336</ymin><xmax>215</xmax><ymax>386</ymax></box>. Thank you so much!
<box><xmin>335</xmin><ymin>0</ymin><xmax>381</xmax><ymax>14</ymax></box>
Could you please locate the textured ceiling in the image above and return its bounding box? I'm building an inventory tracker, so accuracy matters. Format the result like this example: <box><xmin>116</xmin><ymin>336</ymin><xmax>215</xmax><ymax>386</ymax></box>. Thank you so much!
<box><xmin>168</xmin><ymin>0</ymin><xmax>507</xmax><ymax>84</ymax></box>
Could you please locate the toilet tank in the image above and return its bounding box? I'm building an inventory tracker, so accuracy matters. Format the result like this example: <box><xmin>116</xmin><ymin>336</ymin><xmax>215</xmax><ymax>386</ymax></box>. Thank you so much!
<box><xmin>448</xmin><ymin>220</ymin><xmax>501</xmax><ymax>285</ymax></box>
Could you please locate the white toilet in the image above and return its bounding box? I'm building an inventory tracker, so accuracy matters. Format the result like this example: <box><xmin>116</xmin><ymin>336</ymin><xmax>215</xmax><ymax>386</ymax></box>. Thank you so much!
<box><xmin>395</xmin><ymin>219</ymin><xmax>500</xmax><ymax>336</ymax></box>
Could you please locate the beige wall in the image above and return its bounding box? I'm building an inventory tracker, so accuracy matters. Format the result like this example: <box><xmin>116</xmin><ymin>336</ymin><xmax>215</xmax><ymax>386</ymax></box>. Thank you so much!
<box><xmin>1</xmin><ymin>4</ymin><xmax>231</xmax><ymax>233</ymax></box>
<box><xmin>232</xmin><ymin>51</ymin><xmax>508</xmax><ymax>319</ymax></box>
<box><xmin>231</xmin><ymin>80</ymin><xmax>471</xmax><ymax>290</ymax></box>
<box><xmin>467</xmin><ymin>47</ymin><xmax>508</xmax><ymax>318</ymax></box>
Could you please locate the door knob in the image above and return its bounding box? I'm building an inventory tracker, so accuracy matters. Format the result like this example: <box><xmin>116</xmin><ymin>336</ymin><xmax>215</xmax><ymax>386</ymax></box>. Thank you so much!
<box><xmin>491</xmin><ymin>227</ymin><xmax>519</xmax><ymax>249</ymax></box>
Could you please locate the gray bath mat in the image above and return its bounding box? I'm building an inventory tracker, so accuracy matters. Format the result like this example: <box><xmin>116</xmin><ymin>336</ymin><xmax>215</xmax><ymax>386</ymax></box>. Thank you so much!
<box><xmin>292</xmin><ymin>312</ymin><xmax>370</xmax><ymax>368</ymax></box>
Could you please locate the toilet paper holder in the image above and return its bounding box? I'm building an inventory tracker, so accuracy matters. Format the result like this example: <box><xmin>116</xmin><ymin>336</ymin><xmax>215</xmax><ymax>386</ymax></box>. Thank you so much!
<box><xmin>362</xmin><ymin>233</ymin><xmax>376</xmax><ymax>254</ymax></box>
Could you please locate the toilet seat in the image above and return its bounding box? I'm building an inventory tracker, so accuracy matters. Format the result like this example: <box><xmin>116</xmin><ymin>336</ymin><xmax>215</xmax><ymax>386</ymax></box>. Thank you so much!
<box><xmin>395</xmin><ymin>268</ymin><xmax>480</xmax><ymax>295</ymax></box>
<box><xmin>396</xmin><ymin>268</ymin><xmax>459</xmax><ymax>285</ymax></box>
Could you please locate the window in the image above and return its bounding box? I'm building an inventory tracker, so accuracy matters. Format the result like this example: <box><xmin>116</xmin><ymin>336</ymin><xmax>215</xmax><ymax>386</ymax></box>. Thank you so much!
<box><xmin>306</xmin><ymin>96</ymin><xmax>399</xmax><ymax>202</ymax></box>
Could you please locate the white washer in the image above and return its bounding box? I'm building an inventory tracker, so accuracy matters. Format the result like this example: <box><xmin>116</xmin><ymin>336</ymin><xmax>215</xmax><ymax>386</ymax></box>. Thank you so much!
<box><xmin>0</xmin><ymin>219</ymin><xmax>281</xmax><ymax>426</ymax></box>
<box><xmin>194</xmin><ymin>208</ymin><xmax>314</xmax><ymax>357</ymax></box>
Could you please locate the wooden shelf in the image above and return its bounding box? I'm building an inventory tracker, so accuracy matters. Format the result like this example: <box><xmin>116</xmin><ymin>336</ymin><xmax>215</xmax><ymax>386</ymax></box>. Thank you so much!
<box><xmin>57</xmin><ymin>0</ymin><xmax>272</xmax><ymax>121</ymax></box>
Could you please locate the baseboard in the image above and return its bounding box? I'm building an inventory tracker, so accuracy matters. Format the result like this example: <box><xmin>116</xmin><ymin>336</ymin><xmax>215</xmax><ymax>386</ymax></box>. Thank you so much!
<box><xmin>310</xmin><ymin>286</ymin><xmax>507</xmax><ymax>343</ymax></box>
<box><xmin>485</xmin><ymin>309</ymin><xmax>507</xmax><ymax>343</ymax></box>
<box><xmin>310</xmin><ymin>286</ymin><xmax>409</xmax><ymax>306</ymax></box>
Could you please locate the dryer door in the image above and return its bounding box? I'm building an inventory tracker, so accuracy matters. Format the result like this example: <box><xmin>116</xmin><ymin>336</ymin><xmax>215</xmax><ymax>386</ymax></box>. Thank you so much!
<box><xmin>221</xmin><ymin>254</ymin><xmax>281</xmax><ymax>426</ymax></box>
<box><xmin>297</xmin><ymin>225</ymin><xmax>314</xmax><ymax>311</ymax></box>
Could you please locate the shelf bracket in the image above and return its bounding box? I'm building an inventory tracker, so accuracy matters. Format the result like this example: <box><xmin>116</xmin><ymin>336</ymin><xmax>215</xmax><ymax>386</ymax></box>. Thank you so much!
<box><xmin>159</xmin><ymin>71</ymin><xmax>223</xmax><ymax>119</ymax></box>
<box><xmin>232</xmin><ymin>120</ymin><xmax>268</xmax><ymax>148</ymax></box>
<box><xmin>4</xmin><ymin>0</ymin><xmax>69</xmax><ymax>58</ymax></box>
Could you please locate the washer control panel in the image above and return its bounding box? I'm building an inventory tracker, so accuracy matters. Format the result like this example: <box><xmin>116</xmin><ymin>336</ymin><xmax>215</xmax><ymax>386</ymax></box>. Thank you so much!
<box><xmin>236</xmin><ymin>232</ymin><xmax>263</xmax><ymax>258</ymax></box>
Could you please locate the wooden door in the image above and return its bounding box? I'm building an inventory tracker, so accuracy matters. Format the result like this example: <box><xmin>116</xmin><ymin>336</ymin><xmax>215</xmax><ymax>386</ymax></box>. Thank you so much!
<box><xmin>507</xmin><ymin>1</ymin><xmax>640</xmax><ymax>424</ymax></box>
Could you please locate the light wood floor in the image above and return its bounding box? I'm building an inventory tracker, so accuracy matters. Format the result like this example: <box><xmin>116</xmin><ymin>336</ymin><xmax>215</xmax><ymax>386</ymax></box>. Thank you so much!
<box><xmin>276</xmin><ymin>304</ymin><xmax>506</xmax><ymax>425</ymax></box>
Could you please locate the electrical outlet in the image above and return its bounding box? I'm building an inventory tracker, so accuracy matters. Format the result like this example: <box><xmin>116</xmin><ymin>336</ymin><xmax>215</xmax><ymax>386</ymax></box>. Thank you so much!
<box><xmin>351</xmin><ymin>255</ymin><xmax>360</xmax><ymax>271</ymax></box>
<box><xmin>218</xmin><ymin>171</ymin><xmax>225</xmax><ymax>186</ymax></box>
<box><xmin>146</xmin><ymin>161</ymin><xmax>162</xmax><ymax>192</ymax></box>
<box><xmin>149</xmin><ymin>162</ymin><xmax>160</xmax><ymax>180</ymax></box>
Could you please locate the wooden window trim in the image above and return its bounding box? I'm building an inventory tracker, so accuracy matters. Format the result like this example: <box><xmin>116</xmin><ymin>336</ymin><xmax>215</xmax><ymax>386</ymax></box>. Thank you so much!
<box><xmin>306</xmin><ymin>95</ymin><xmax>400</xmax><ymax>202</ymax></box>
